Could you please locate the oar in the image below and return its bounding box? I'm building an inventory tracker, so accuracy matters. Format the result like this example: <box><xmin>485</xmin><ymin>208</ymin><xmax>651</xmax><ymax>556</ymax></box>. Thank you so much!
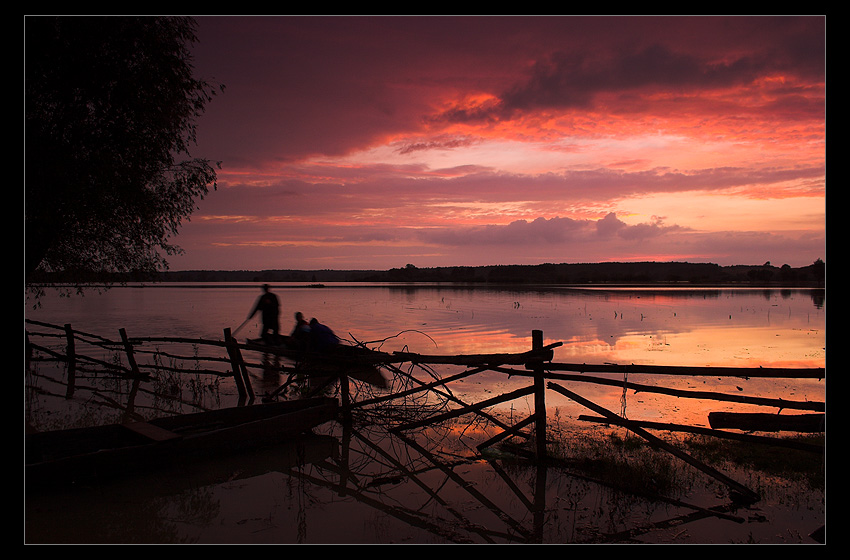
<box><xmin>232</xmin><ymin>317</ymin><xmax>251</xmax><ymax>337</ymax></box>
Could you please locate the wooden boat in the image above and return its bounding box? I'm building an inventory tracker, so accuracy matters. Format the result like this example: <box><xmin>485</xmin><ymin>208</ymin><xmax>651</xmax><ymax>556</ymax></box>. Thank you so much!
<box><xmin>244</xmin><ymin>335</ymin><xmax>390</xmax><ymax>388</ymax></box>
<box><xmin>25</xmin><ymin>433</ymin><xmax>340</xmax><ymax>541</ymax></box>
<box><xmin>26</xmin><ymin>397</ymin><xmax>339</xmax><ymax>489</ymax></box>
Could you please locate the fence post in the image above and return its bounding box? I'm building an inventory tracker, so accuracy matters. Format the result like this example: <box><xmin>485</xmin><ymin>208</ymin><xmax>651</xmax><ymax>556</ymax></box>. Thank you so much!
<box><xmin>224</xmin><ymin>328</ymin><xmax>252</xmax><ymax>403</ymax></box>
<box><xmin>236</xmin><ymin>344</ymin><xmax>254</xmax><ymax>402</ymax></box>
<box><xmin>64</xmin><ymin>324</ymin><xmax>76</xmax><ymax>398</ymax></box>
<box><xmin>532</xmin><ymin>330</ymin><xmax>547</xmax><ymax>460</ymax></box>
<box><xmin>118</xmin><ymin>328</ymin><xmax>142</xmax><ymax>377</ymax></box>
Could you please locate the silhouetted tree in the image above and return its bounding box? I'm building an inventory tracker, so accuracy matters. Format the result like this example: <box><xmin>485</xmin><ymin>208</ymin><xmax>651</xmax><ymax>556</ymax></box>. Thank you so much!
<box><xmin>25</xmin><ymin>16</ymin><xmax>222</xmax><ymax>289</ymax></box>
<box><xmin>811</xmin><ymin>258</ymin><xmax>825</xmax><ymax>284</ymax></box>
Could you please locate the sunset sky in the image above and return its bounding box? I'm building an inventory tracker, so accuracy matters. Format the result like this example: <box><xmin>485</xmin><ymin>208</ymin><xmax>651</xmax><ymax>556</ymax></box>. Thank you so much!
<box><xmin>171</xmin><ymin>16</ymin><xmax>826</xmax><ymax>272</ymax></box>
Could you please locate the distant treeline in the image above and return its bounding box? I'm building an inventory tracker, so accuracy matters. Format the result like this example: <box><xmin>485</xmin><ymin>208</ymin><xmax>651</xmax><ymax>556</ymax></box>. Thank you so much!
<box><xmin>146</xmin><ymin>259</ymin><xmax>825</xmax><ymax>286</ymax></box>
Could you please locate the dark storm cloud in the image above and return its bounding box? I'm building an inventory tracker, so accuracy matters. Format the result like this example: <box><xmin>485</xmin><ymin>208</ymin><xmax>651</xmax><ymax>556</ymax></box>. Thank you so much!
<box><xmin>436</xmin><ymin>17</ymin><xmax>825</xmax><ymax>122</ymax></box>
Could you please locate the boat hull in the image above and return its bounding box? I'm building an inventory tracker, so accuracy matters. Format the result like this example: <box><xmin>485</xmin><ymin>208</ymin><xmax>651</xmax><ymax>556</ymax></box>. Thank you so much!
<box><xmin>244</xmin><ymin>337</ymin><xmax>390</xmax><ymax>388</ymax></box>
<box><xmin>26</xmin><ymin>398</ymin><xmax>339</xmax><ymax>489</ymax></box>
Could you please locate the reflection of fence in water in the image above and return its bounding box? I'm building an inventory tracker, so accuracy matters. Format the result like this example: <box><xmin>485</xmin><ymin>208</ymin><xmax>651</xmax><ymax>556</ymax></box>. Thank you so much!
<box><xmin>296</xmin><ymin>422</ymin><xmax>767</xmax><ymax>543</ymax></box>
<box><xmin>26</xmin><ymin>318</ymin><xmax>824</xmax><ymax>538</ymax></box>
<box><xmin>26</xmin><ymin>319</ymin><xmax>235</xmax><ymax>415</ymax></box>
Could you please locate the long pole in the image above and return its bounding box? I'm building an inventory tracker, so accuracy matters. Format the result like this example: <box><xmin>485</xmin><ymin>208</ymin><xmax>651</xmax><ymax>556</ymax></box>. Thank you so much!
<box><xmin>232</xmin><ymin>317</ymin><xmax>251</xmax><ymax>337</ymax></box>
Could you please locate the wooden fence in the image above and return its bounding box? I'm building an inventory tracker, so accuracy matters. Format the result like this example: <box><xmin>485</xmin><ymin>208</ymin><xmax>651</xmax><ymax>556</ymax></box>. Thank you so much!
<box><xmin>25</xmin><ymin>318</ymin><xmax>824</xmax><ymax>503</ymax></box>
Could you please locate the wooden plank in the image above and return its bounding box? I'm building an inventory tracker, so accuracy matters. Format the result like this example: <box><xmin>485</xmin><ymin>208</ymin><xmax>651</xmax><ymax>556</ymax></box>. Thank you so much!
<box><xmin>516</xmin><ymin>370</ymin><xmax>825</xmax><ymax>412</ymax></box>
<box><xmin>546</xmin><ymin>362</ymin><xmax>824</xmax><ymax>379</ymax></box>
<box><xmin>708</xmin><ymin>412</ymin><xmax>825</xmax><ymax>433</ymax></box>
<box><xmin>579</xmin><ymin>415</ymin><xmax>823</xmax><ymax>453</ymax></box>
<box><xmin>392</xmin><ymin>342</ymin><xmax>561</xmax><ymax>366</ymax></box>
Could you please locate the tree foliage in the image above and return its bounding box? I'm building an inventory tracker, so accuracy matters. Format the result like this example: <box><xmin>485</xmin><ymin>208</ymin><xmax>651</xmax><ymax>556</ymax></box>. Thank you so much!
<box><xmin>25</xmin><ymin>16</ymin><xmax>222</xmax><ymax>286</ymax></box>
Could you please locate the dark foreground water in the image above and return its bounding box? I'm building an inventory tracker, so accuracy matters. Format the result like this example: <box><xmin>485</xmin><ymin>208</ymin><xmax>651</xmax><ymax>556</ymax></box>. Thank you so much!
<box><xmin>25</xmin><ymin>284</ymin><xmax>826</xmax><ymax>544</ymax></box>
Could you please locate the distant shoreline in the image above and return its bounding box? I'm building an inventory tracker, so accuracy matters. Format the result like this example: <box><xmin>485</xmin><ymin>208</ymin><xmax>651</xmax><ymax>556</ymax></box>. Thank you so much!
<box><xmin>29</xmin><ymin>260</ymin><xmax>825</xmax><ymax>288</ymax></box>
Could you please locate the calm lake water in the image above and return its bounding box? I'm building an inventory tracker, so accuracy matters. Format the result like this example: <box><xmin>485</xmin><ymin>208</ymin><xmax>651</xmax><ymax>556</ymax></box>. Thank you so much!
<box><xmin>25</xmin><ymin>283</ymin><xmax>826</xmax><ymax>544</ymax></box>
<box><xmin>26</xmin><ymin>283</ymin><xmax>826</xmax><ymax>416</ymax></box>
<box><xmin>26</xmin><ymin>282</ymin><xmax>826</xmax><ymax>363</ymax></box>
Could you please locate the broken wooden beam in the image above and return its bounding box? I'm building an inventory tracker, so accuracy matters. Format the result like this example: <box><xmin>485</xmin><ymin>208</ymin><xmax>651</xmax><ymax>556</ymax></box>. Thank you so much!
<box><xmin>392</xmin><ymin>342</ymin><xmax>562</xmax><ymax>367</ymax></box>
<box><xmin>545</xmin><ymin>362</ymin><xmax>824</xmax><ymax>379</ymax></box>
<box><xmin>708</xmin><ymin>412</ymin><xmax>825</xmax><ymax>433</ymax></box>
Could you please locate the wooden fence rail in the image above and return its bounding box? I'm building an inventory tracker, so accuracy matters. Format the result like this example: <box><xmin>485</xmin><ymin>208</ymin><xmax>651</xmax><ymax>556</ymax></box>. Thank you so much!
<box><xmin>26</xmin><ymin>318</ymin><xmax>825</xmax><ymax>501</ymax></box>
<box><xmin>27</xmin><ymin>321</ymin><xmax>275</xmax><ymax>404</ymax></box>
<box><xmin>545</xmin><ymin>362</ymin><xmax>825</xmax><ymax>379</ymax></box>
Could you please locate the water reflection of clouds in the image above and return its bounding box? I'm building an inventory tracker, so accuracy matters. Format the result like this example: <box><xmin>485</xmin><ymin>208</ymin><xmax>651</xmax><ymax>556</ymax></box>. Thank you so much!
<box><xmin>27</xmin><ymin>285</ymin><xmax>824</xmax><ymax>369</ymax></box>
<box><xmin>540</xmin><ymin>291</ymin><xmax>818</xmax><ymax>364</ymax></box>
<box><xmin>375</xmin><ymin>288</ymin><xmax>825</xmax><ymax>370</ymax></box>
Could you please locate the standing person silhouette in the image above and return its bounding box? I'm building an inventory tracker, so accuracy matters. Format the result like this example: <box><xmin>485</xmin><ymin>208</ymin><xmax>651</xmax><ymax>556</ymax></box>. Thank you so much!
<box><xmin>248</xmin><ymin>284</ymin><xmax>280</xmax><ymax>344</ymax></box>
